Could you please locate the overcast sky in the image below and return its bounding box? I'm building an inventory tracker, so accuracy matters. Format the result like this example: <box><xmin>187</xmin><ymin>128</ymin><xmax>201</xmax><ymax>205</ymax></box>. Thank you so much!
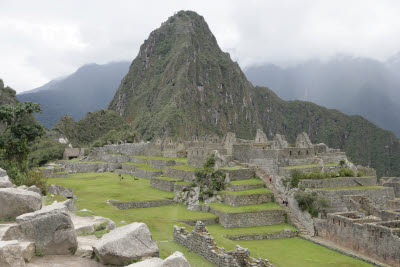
<box><xmin>1</xmin><ymin>0</ymin><xmax>400</xmax><ymax>92</ymax></box>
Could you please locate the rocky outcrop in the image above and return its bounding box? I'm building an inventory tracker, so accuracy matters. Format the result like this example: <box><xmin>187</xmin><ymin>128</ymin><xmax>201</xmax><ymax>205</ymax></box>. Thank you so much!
<box><xmin>0</xmin><ymin>240</ymin><xmax>25</xmax><ymax>267</ymax></box>
<box><xmin>93</xmin><ymin>222</ymin><xmax>159</xmax><ymax>265</ymax></box>
<box><xmin>47</xmin><ymin>184</ymin><xmax>73</xmax><ymax>198</ymax></box>
<box><xmin>128</xmin><ymin>251</ymin><xmax>191</xmax><ymax>267</ymax></box>
<box><xmin>2</xmin><ymin>204</ymin><xmax>77</xmax><ymax>255</ymax></box>
<box><xmin>26</xmin><ymin>185</ymin><xmax>41</xmax><ymax>195</ymax></box>
<box><xmin>0</xmin><ymin>171</ymin><xmax>13</xmax><ymax>188</ymax></box>
<box><xmin>0</xmin><ymin>188</ymin><xmax>42</xmax><ymax>219</ymax></box>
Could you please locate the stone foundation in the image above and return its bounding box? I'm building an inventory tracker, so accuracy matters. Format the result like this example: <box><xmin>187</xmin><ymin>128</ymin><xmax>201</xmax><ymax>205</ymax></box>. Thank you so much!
<box><xmin>226</xmin><ymin>183</ymin><xmax>264</xmax><ymax>192</ymax></box>
<box><xmin>173</xmin><ymin>221</ymin><xmax>272</xmax><ymax>267</ymax></box>
<box><xmin>60</xmin><ymin>161</ymin><xmax>121</xmax><ymax>173</ymax></box>
<box><xmin>225</xmin><ymin>230</ymin><xmax>298</xmax><ymax>241</ymax></box>
<box><xmin>222</xmin><ymin>168</ymin><xmax>254</xmax><ymax>181</ymax></box>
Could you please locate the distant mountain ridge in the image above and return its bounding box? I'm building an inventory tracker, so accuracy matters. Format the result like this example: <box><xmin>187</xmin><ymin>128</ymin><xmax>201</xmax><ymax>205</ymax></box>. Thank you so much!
<box><xmin>107</xmin><ymin>10</ymin><xmax>400</xmax><ymax>177</ymax></box>
<box><xmin>17</xmin><ymin>61</ymin><xmax>130</xmax><ymax>128</ymax></box>
<box><xmin>244</xmin><ymin>56</ymin><xmax>400</xmax><ymax>136</ymax></box>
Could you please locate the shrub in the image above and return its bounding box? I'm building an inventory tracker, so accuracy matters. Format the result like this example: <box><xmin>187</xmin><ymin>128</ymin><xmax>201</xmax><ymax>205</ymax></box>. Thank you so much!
<box><xmin>339</xmin><ymin>168</ymin><xmax>355</xmax><ymax>177</ymax></box>
<box><xmin>357</xmin><ymin>171</ymin><xmax>365</xmax><ymax>177</ymax></box>
<box><xmin>195</xmin><ymin>155</ymin><xmax>226</xmax><ymax>192</ymax></box>
<box><xmin>295</xmin><ymin>191</ymin><xmax>329</xmax><ymax>217</ymax></box>
<box><xmin>25</xmin><ymin>170</ymin><xmax>48</xmax><ymax>194</ymax></box>
<box><xmin>339</xmin><ymin>160</ymin><xmax>345</xmax><ymax>166</ymax></box>
<box><xmin>28</xmin><ymin>135</ymin><xmax>67</xmax><ymax>167</ymax></box>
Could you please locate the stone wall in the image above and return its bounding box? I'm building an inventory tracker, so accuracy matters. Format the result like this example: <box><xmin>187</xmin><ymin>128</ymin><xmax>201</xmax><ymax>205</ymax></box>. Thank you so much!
<box><xmin>299</xmin><ymin>177</ymin><xmax>377</xmax><ymax>189</ymax></box>
<box><xmin>110</xmin><ymin>199</ymin><xmax>173</xmax><ymax>209</ymax></box>
<box><xmin>381</xmin><ymin>210</ymin><xmax>400</xmax><ymax>221</ymax></box>
<box><xmin>314</xmin><ymin>187</ymin><xmax>395</xmax><ymax>208</ymax></box>
<box><xmin>387</xmin><ymin>199</ymin><xmax>400</xmax><ymax>210</ymax></box>
<box><xmin>225</xmin><ymin>230</ymin><xmax>298</xmax><ymax>241</ymax></box>
<box><xmin>90</xmin><ymin>142</ymin><xmax>155</xmax><ymax>157</ymax></box>
<box><xmin>381</xmin><ymin>178</ymin><xmax>400</xmax><ymax>198</ymax></box>
<box><xmin>132</xmin><ymin>169</ymin><xmax>163</xmax><ymax>179</ymax></box>
<box><xmin>149</xmin><ymin>159</ymin><xmax>182</xmax><ymax>169</ymax></box>
<box><xmin>225</xmin><ymin>183</ymin><xmax>264</xmax><ymax>192</ymax></box>
<box><xmin>174</xmin><ymin>183</ymin><xmax>190</xmax><ymax>192</ymax></box>
<box><xmin>318</xmin><ymin>152</ymin><xmax>347</xmax><ymax>164</ymax></box>
<box><xmin>60</xmin><ymin>161</ymin><xmax>121</xmax><ymax>173</ymax></box>
<box><xmin>222</xmin><ymin>192</ymin><xmax>273</xmax><ymax>207</ymax></box>
<box><xmin>222</xmin><ymin>168</ymin><xmax>254</xmax><ymax>181</ymax></box>
<box><xmin>121</xmin><ymin>163</ymin><xmax>137</xmax><ymax>172</ymax></box>
<box><xmin>210</xmin><ymin>209</ymin><xmax>286</xmax><ymax>228</ymax></box>
<box><xmin>317</xmin><ymin>212</ymin><xmax>400</xmax><ymax>267</ymax></box>
<box><xmin>63</xmin><ymin>148</ymin><xmax>85</xmax><ymax>160</ymax></box>
<box><xmin>173</xmin><ymin>221</ymin><xmax>272</xmax><ymax>267</ymax></box>
<box><xmin>94</xmin><ymin>154</ymin><xmax>130</xmax><ymax>163</ymax></box>
<box><xmin>165</xmin><ymin>168</ymin><xmax>196</xmax><ymax>182</ymax></box>
<box><xmin>150</xmin><ymin>178</ymin><xmax>181</xmax><ymax>192</ymax></box>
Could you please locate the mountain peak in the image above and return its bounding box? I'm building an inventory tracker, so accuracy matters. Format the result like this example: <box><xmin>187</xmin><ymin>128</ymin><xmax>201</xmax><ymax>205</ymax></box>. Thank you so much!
<box><xmin>108</xmin><ymin>11</ymin><xmax>255</xmax><ymax>139</ymax></box>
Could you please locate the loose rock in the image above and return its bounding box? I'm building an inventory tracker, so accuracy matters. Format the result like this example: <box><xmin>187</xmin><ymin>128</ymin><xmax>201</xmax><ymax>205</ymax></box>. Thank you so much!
<box><xmin>0</xmin><ymin>188</ymin><xmax>42</xmax><ymax>220</ymax></box>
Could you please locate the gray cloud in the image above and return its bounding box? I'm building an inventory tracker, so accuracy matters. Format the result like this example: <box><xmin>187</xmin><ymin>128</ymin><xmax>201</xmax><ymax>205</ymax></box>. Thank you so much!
<box><xmin>1</xmin><ymin>0</ymin><xmax>400</xmax><ymax>92</ymax></box>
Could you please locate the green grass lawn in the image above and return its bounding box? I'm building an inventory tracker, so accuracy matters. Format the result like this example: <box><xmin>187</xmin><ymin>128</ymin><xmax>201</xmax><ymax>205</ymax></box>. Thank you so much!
<box><xmin>325</xmin><ymin>162</ymin><xmax>339</xmax><ymax>167</ymax></box>
<box><xmin>207</xmin><ymin>223</ymin><xmax>297</xmax><ymax>237</ymax></box>
<box><xmin>282</xmin><ymin>164</ymin><xmax>321</xmax><ymax>169</ymax></box>
<box><xmin>133</xmin><ymin>155</ymin><xmax>188</xmax><ymax>163</ymax></box>
<box><xmin>209</xmin><ymin>202</ymin><xmax>283</xmax><ymax>213</ymax></box>
<box><xmin>220</xmin><ymin>188</ymin><xmax>271</xmax><ymax>196</ymax></box>
<box><xmin>229</xmin><ymin>178</ymin><xmax>263</xmax><ymax>185</ymax></box>
<box><xmin>315</xmin><ymin>186</ymin><xmax>384</xmax><ymax>191</ymax></box>
<box><xmin>123</xmin><ymin>162</ymin><xmax>163</xmax><ymax>172</ymax></box>
<box><xmin>152</xmin><ymin>176</ymin><xmax>183</xmax><ymax>181</ymax></box>
<box><xmin>48</xmin><ymin>172</ymin><xmax>373</xmax><ymax>267</ymax></box>
<box><xmin>169</xmin><ymin>165</ymin><xmax>200</xmax><ymax>172</ymax></box>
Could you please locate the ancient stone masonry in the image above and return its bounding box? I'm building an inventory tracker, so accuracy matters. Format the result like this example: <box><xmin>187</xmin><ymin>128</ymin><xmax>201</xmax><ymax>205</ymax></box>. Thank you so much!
<box><xmin>63</xmin><ymin>148</ymin><xmax>85</xmax><ymax>160</ymax></box>
<box><xmin>315</xmin><ymin>212</ymin><xmax>400</xmax><ymax>267</ymax></box>
<box><xmin>381</xmin><ymin>177</ymin><xmax>400</xmax><ymax>197</ymax></box>
<box><xmin>211</xmin><ymin>209</ymin><xmax>286</xmax><ymax>228</ymax></box>
<box><xmin>299</xmin><ymin>176</ymin><xmax>377</xmax><ymax>189</ymax></box>
<box><xmin>173</xmin><ymin>221</ymin><xmax>273</xmax><ymax>267</ymax></box>
<box><xmin>110</xmin><ymin>199</ymin><xmax>173</xmax><ymax>209</ymax></box>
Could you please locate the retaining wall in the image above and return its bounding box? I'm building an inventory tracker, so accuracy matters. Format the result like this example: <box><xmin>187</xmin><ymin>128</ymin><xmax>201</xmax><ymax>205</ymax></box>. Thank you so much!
<box><xmin>222</xmin><ymin>192</ymin><xmax>273</xmax><ymax>207</ymax></box>
<box><xmin>226</xmin><ymin>183</ymin><xmax>264</xmax><ymax>192</ymax></box>
<box><xmin>165</xmin><ymin>168</ymin><xmax>196</xmax><ymax>182</ymax></box>
<box><xmin>278</xmin><ymin>166</ymin><xmax>322</xmax><ymax>178</ymax></box>
<box><xmin>222</xmin><ymin>168</ymin><xmax>254</xmax><ymax>181</ymax></box>
<box><xmin>60</xmin><ymin>161</ymin><xmax>121</xmax><ymax>173</ymax></box>
<box><xmin>299</xmin><ymin>177</ymin><xmax>377</xmax><ymax>189</ymax></box>
<box><xmin>150</xmin><ymin>178</ymin><xmax>181</xmax><ymax>192</ymax></box>
<box><xmin>110</xmin><ymin>199</ymin><xmax>173</xmax><ymax>209</ymax></box>
<box><xmin>225</xmin><ymin>230</ymin><xmax>298</xmax><ymax>241</ymax></box>
<box><xmin>210</xmin><ymin>209</ymin><xmax>286</xmax><ymax>228</ymax></box>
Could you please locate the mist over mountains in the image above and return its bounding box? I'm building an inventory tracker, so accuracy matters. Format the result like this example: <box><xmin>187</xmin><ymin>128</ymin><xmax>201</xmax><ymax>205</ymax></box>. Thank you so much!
<box><xmin>244</xmin><ymin>55</ymin><xmax>400</xmax><ymax>136</ymax></box>
<box><xmin>17</xmin><ymin>61</ymin><xmax>130</xmax><ymax>128</ymax></box>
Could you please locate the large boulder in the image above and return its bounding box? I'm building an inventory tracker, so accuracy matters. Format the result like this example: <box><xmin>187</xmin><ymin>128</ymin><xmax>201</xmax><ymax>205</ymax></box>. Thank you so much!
<box><xmin>0</xmin><ymin>188</ymin><xmax>42</xmax><ymax>220</ymax></box>
<box><xmin>2</xmin><ymin>204</ymin><xmax>77</xmax><ymax>255</ymax></box>
<box><xmin>27</xmin><ymin>185</ymin><xmax>42</xmax><ymax>195</ymax></box>
<box><xmin>47</xmin><ymin>184</ymin><xmax>73</xmax><ymax>198</ymax></box>
<box><xmin>0</xmin><ymin>174</ymin><xmax>13</xmax><ymax>188</ymax></box>
<box><xmin>0</xmin><ymin>240</ymin><xmax>25</xmax><ymax>267</ymax></box>
<box><xmin>127</xmin><ymin>251</ymin><xmax>190</xmax><ymax>267</ymax></box>
<box><xmin>93</xmin><ymin>222</ymin><xmax>159</xmax><ymax>265</ymax></box>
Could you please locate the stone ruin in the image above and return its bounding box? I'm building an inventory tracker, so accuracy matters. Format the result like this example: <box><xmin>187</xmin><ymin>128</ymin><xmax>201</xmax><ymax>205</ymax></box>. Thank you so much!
<box><xmin>174</xmin><ymin>221</ymin><xmax>272</xmax><ymax>267</ymax></box>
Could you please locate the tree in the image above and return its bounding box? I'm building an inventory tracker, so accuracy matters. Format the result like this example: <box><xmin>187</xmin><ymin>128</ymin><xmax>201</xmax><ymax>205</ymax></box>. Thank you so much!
<box><xmin>0</xmin><ymin>102</ymin><xmax>44</xmax><ymax>171</ymax></box>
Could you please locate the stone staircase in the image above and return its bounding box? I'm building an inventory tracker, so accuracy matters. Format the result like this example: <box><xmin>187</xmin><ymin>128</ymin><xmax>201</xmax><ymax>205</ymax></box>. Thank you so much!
<box><xmin>238</xmin><ymin>162</ymin><xmax>312</xmax><ymax>236</ymax></box>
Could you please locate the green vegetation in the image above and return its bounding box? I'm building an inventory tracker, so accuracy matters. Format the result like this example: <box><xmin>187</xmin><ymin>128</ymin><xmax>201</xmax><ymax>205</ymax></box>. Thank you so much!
<box><xmin>124</xmin><ymin>162</ymin><xmax>163</xmax><ymax>172</ymax></box>
<box><xmin>209</xmin><ymin>202</ymin><xmax>283</xmax><ymax>213</ymax></box>
<box><xmin>221</xmin><ymin>188</ymin><xmax>271</xmax><ymax>196</ymax></box>
<box><xmin>338</xmin><ymin>168</ymin><xmax>355</xmax><ymax>177</ymax></box>
<box><xmin>282</xmin><ymin>164</ymin><xmax>321</xmax><ymax>169</ymax></box>
<box><xmin>53</xmin><ymin>110</ymin><xmax>133</xmax><ymax>146</ymax></box>
<box><xmin>325</xmin><ymin>162</ymin><xmax>339</xmax><ymax>167</ymax></box>
<box><xmin>28</xmin><ymin>134</ymin><xmax>67</xmax><ymax>167</ymax></box>
<box><xmin>195</xmin><ymin>156</ymin><xmax>226</xmax><ymax>192</ymax></box>
<box><xmin>174</xmin><ymin>181</ymin><xmax>192</xmax><ymax>185</ymax></box>
<box><xmin>133</xmin><ymin>155</ymin><xmax>187</xmax><ymax>163</ymax></box>
<box><xmin>207</xmin><ymin>223</ymin><xmax>297</xmax><ymax>237</ymax></box>
<box><xmin>229</xmin><ymin>178</ymin><xmax>264</xmax><ymax>185</ymax></box>
<box><xmin>43</xmin><ymin>193</ymin><xmax>67</xmax><ymax>206</ymax></box>
<box><xmin>294</xmin><ymin>191</ymin><xmax>329</xmax><ymax>217</ymax></box>
<box><xmin>316</xmin><ymin>186</ymin><xmax>384</xmax><ymax>191</ymax></box>
<box><xmin>0</xmin><ymin>101</ymin><xmax>46</xmax><ymax>190</ymax></box>
<box><xmin>169</xmin><ymin>165</ymin><xmax>200</xmax><ymax>172</ymax></box>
